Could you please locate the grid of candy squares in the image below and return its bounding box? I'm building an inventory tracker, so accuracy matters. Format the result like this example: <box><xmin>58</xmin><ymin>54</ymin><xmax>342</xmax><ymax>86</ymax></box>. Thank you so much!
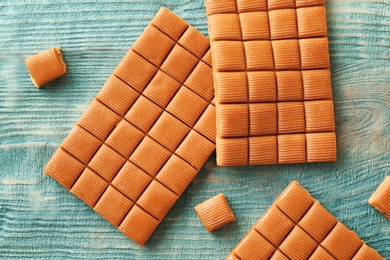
<box><xmin>206</xmin><ymin>0</ymin><xmax>336</xmax><ymax>166</ymax></box>
<box><xmin>227</xmin><ymin>181</ymin><xmax>383</xmax><ymax>260</ymax></box>
<box><xmin>45</xmin><ymin>8</ymin><xmax>216</xmax><ymax>246</ymax></box>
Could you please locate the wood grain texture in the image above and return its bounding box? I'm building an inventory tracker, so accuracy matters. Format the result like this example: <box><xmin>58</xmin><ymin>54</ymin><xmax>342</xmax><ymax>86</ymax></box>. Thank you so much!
<box><xmin>0</xmin><ymin>0</ymin><xmax>389</xmax><ymax>259</ymax></box>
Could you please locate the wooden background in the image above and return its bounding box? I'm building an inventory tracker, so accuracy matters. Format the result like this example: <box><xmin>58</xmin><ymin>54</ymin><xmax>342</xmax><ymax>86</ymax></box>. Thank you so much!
<box><xmin>0</xmin><ymin>0</ymin><xmax>389</xmax><ymax>259</ymax></box>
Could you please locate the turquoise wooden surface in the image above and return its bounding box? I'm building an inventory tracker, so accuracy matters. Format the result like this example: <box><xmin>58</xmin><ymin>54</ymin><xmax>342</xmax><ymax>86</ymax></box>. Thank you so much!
<box><xmin>1</xmin><ymin>0</ymin><xmax>389</xmax><ymax>259</ymax></box>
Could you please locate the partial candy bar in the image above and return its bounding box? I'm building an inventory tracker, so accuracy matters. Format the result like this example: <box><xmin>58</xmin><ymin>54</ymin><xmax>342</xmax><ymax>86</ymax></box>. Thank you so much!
<box><xmin>226</xmin><ymin>181</ymin><xmax>382</xmax><ymax>260</ymax></box>
<box><xmin>205</xmin><ymin>0</ymin><xmax>336</xmax><ymax>166</ymax></box>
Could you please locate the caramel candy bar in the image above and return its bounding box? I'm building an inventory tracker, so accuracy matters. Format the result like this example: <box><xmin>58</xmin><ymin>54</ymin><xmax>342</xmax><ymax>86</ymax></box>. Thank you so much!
<box><xmin>194</xmin><ymin>193</ymin><xmax>236</xmax><ymax>232</ymax></box>
<box><xmin>226</xmin><ymin>181</ymin><xmax>383</xmax><ymax>260</ymax></box>
<box><xmin>368</xmin><ymin>176</ymin><xmax>390</xmax><ymax>220</ymax></box>
<box><xmin>25</xmin><ymin>47</ymin><xmax>66</xmax><ymax>88</ymax></box>
<box><xmin>205</xmin><ymin>0</ymin><xmax>336</xmax><ymax>166</ymax></box>
<box><xmin>45</xmin><ymin>7</ymin><xmax>215</xmax><ymax>246</ymax></box>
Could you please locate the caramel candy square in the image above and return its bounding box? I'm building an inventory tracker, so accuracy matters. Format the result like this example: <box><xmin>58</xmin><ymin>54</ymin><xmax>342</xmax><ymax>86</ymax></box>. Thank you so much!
<box><xmin>267</xmin><ymin>0</ymin><xmax>295</xmax><ymax>10</ymax></box>
<box><xmin>321</xmin><ymin>222</ymin><xmax>364</xmax><ymax>260</ymax></box>
<box><xmin>129</xmin><ymin>136</ymin><xmax>171</xmax><ymax>177</ymax></box>
<box><xmin>244</xmin><ymin>40</ymin><xmax>275</xmax><ymax>70</ymax></box>
<box><xmin>237</xmin><ymin>0</ymin><xmax>267</xmax><ymax>12</ymax></box>
<box><xmin>217</xmin><ymin>138</ymin><xmax>248</xmax><ymax>166</ymax></box>
<box><xmin>208</xmin><ymin>14</ymin><xmax>241</xmax><ymax>41</ymax></box>
<box><xmin>278</xmin><ymin>134</ymin><xmax>306</xmax><ymax>164</ymax></box>
<box><xmin>119</xmin><ymin>205</ymin><xmax>160</xmax><ymax>246</ymax></box>
<box><xmin>368</xmin><ymin>176</ymin><xmax>390</xmax><ymax>220</ymax></box>
<box><xmin>71</xmin><ymin>168</ymin><xmax>108</xmax><ymax>208</ymax></box>
<box><xmin>193</xmin><ymin>104</ymin><xmax>216</xmax><ymax>142</ymax></box>
<box><xmin>124</xmin><ymin>96</ymin><xmax>163</xmax><ymax>133</ymax></box>
<box><xmin>44</xmin><ymin>148</ymin><xmax>85</xmax><ymax>190</ymax></box>
<box><xmin>239</xmin><ymin>11</ymin><xmax>270</xmax><ymax>40</ymax></box>
<box><xmin>114</xmin><ymin>50</ymin><xmax>158</xmax><ymax>92</ymax></box>
<box><xmin>309</xmin><ymin>246</ymin><xmax>335</xmax><ymax>260</ymax></box>
<box><xmin>143</xmin><ymin>71</ymin><xmax>182</xmax><ymax>109</ymax></box>
<box><xmin>161</xmin><ymin>45</ymin><xmax>199</xmax><ymax>84</ymax></box>
<box><xmin>278</xmin><ymin>102</ymin><xmax>305</xmax><ymax>134</ymax></box>
<box><xmin>297</xmin><ymin>6</ymin><xmax>328</xmax><ymax>38</ymax></box>
<box><xmin>306</xmin><ymin>132</ymin><xmax>337</xmax><ymax>162</ymax></box>
<box><xmin>248</xmin><ymin>71</ymin><xmax>277</xmax><ymax>102</ymax></box>
<box><xmin>96</xmin><ymin>75</ymin><xmax>139</xmax><ymax>116</ymax></box>
<box><xmin>25</xmin><ymin>47</ymin><xmax>66</xmax><ymax>88</ymax></box>
<box><xmin>176</xmin><ymin>130</ymin><xmax>215</xmax><ymax>170</ymax></box>
<box><xmin>254</xmin><ymin>206</ymin><xmax>295</xmax><ymax>247</ymax></box>
<box><xmin>155</xmin><ymin>154</ymin><xmax>198</xmax><ymax>195</ymax></box>
<box><xmin>94</xmin><ymin>186</ymin><xmax>134</xmax><ymax>227</ymax></box>
<box><xmin>218</xmin><ymin>104</ymin><xmax>249</xmax><ymax>138</ymax></box>
<box><xmin>276</xmin><ymin>71</ymin><xmax>304</xmax><ymax>101</ymax></box>
<box><xmin>249</xmin><ymin>103</ymin><xmax>277</xmax><ymax>136</ymax></box>
<box><xmin>194</xmin><ymin>194</ymin><xmax>236</xmax><ymax>232</ymax></box>
<box><xmin>275</xmin><ymin>181</ymin><xmax>315</xmax><ymax>222</ymax></box>
<box><xmin>137</xmin><ymin>180</ymin><xmax>179</xmax><ymax>220</ymax></box>
<box><xmin>60</xmin><ymin>125</ymin><xmax>102</xmax><ymax>165</ymax></box>
<box><xmin>151</xmin><ymin>7</ymin><xmax>188</xmax><ymax>41</ymax></box>
<box><xmin>226</xmin><ymin>254</ymin><xmax>240</xmax><ymax>260</ymax></box>
<box><xmin>296</xmin><ymin>0</ymin><xmax>326</xmax><ymax>8</ymax></box>
<box><xmin>233</xmin><ymin>230</ymin><xmax>276</xmax><ymax>260</ymax></box>
<box><xmin>202</xmin><ymin>49</ymin><xmax>212</xmax><ymax>67</ymax></box>
<box><xmin>269</xmin><ymin>9</ymin><xmax>298</xmax><ymax>40</ymax></box>
<box><xmin>111</xmin><ymin>161</ymin><xmax>153</xmax><ymax>202</ymax></box>
<box><xmin>302</xmin><ymin>69</ymin><xmax>333</xmax><ymax>100</ymax></box>
<box><xmin>132</xmin><ymin>25</ymin><xmax>176</xmax><ymax>67</ymax></box>
<box><xmin>216</xmin><ymin>72</ymin><xmax>248</xmax><ymax>104</ymax></box>
<box><xmin>298</xmin><ymin>202</ymin><xmax>338</xmax><ymax>242</ymax></box>
<box><xmin>249</xmin><ymin>136</ymin><xmax>278</xmax><ymax>165</ymax></box>
<box><xmin>77</xmin><ymin>100</ymin><xmax>121</xmax><ymax>141</ymax></box>
<box><xmin>166</xmin><ymin>87</ymin><xmax>209</xmax><ymax>127</ymax></box>
<box><xmin>212</xmin><ymin>41</ymin><xmax>246</xmax><ymax>71</ymax></box>
<box><xmin>178</xmin><ymin>26</ymin><xmax>210</xmax><ymax>59</ymax></box>
<box><xmin>88</xmin><ymin>144</ymin><xmax>126</xmax><ymax>182</ymax></box>
<box><xmin>279</xmin><ymin>226</ymin><xmax>317</xmax><ymax>259</ymax></box>
<box><xmin>270</xmin><ymin>250</ymin><xmax>289</xmax><ymax>260</ymax></box>
<box><xmin>105</xmin><ymin>120</ymin><xmax>144</xmax><ymax>158</ymax></box>
<box><xmin>149</xmin><ymin>112</ymin><xmax>191</xmax><ymax>152</ymax></box>
<box><xmin>352</xmin><ymin>244</ymin><xmax>384</xmax><ymax>260</ymax></box>
<box><xmin>204</xmin><ymin>0</ymin><xmax>237</xmax><ymax>16</ymax></box>
<box><xmin>185</xmin><ymin>61</ymin><xmax>214</xmax><ymax>102</ymax></box>
<box><xmin>300</xmin><ymin>37</ymin><xmax>330</xmax><ymax>69</ymax></box>
<box><xmin>272</xmin><ymin>39</ymin><xmax>301</xmax><ymax>70</ymax></box>
<box><xmin>305</xmin><ymin>100</ymin><xmax>335</xmax><ymax>132</ymax></box>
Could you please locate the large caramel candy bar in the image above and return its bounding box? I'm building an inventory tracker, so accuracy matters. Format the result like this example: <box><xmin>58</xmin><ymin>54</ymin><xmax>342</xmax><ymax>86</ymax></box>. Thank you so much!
<box><xmin>45</xmin><ymin>7</ymin><xmax>215</xmax><ymax>246</ymax></box>
<box><xmin>205</xmin><ymin>0</ymin><xmax>336</xmax><ymax>166</ymax></box>
<box><xmin>227</xmin><ymin>181</ymin><xmax>383</xmax><ymax>260</ymax></box>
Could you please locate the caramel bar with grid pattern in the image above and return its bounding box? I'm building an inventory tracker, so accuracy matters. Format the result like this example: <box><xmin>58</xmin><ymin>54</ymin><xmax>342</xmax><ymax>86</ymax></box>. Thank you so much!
<box><xmin>369</xmin><ymin>176</ymin><xmax>390</xmax><ymax>220</ymax></box>
<box><xmin>194</xmin><ymin>193</ymin><xmax>236</xmax><ymax>232</ymax></box>
<box><xmin>205</xmin><ymin>0</ymin><xmax>336</xmax><ymax>166</ymax></box>
<box><xmin>227</xmin><ymin>181</ymin><xmax>383</xmax><ymax>260</ymax></box>
<box><xmin>44</xmin><ymin>7</ymin><xmax>215</xmax><ymax>246</ymax></box>
<box><xmin>25</xmin><ymin>47</ymin><xmax>66</xmax><ymax>88</ymax></box>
